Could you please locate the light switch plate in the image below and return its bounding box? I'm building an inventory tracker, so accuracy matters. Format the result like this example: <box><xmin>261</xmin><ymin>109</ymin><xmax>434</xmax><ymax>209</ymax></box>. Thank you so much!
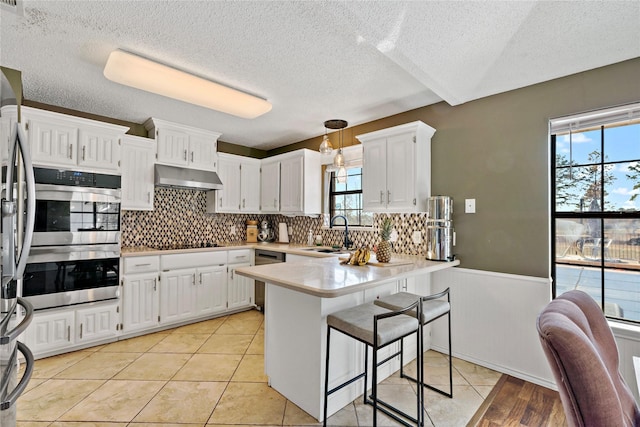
<box><xmin>230</xmin><ymin>225</ymin><xmax>236</xmax><ymax>235</ymax></box>
<box><xmin>412</xmin><ymin>231</ymin><xmax>422</xmax><ymax>244</ymax></box>
<box><xmin>390</xmin><ymin>229</ymin><xmax>399</xmax><ymax>242</ymax></box>
<box><xmin>465</xmin><ymin>199</ymin><xmax>476</xmax><ymax>214</ymax></box>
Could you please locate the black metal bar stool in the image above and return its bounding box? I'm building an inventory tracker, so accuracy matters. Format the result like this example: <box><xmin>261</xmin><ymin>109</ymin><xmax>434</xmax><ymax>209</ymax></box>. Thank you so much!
<box><xmin>374</xmin><ymin>288</ymin><xmax>452</xmax><ymax>398</ymax></box>
<box><xmin>323</xmin><ymin>300</ymin><xmax>423</xmax><ymax>427</ymax></box>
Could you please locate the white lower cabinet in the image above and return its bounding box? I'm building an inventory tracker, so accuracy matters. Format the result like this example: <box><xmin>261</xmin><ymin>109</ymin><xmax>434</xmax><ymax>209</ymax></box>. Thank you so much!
<box><xmin>158</xmin><ymin>251</ymin><xmax>229</xmax><ymax>325</ymax></box>
<box><xmin>228</xmin><ymin>262</ymin><xmax>254</xmax><ymax>309</ymax></box>
<box><xmin>24</xmin><ymin>310</ymin><xmax>75</xmax><ymax>355</ymax></box>
<box><xmin>122</xmin><ymin>256</ymin><xmax>161</xmax><ymax>333</ymax></box>
<box><xmin>122</xmin><ymin>272</ymin><xmax>160</xmax><ymax>332</ymax></box>
<box><xmin>195</xmin><ymin>265</ymin><xmax>228</xmax><ymax>316</ymax></box>
<box><xmin>23</xmin><ymin>300</ymin><xmax>120</xmax><ymax>357</ymax></box>
<box><xmin>76</xmin><ymin>303</ymin><xmax>119</xmax><ymax>343</ymax></box>
<box><xmin>159</xmin><ymin>268</ymin><xmax>198</xmax><ymax>324</ymax></box>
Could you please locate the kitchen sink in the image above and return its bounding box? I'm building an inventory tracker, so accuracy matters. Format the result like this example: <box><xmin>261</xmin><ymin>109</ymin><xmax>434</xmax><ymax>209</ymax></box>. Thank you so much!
<box><xmin>303</xmin><ymin>247</ymin><xmax>349</xmax><ymax>255</ymax></box>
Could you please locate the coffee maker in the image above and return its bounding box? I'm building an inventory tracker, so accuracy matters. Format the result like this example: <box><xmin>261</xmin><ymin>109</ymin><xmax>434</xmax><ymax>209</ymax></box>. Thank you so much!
<box><xmin>425</xmin><ymin>196</ymin><xmax>455</xmax><ymax>261</ymax></box>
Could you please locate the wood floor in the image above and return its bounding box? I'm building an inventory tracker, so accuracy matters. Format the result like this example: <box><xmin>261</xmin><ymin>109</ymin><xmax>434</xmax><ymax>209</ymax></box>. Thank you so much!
<box><xmin>467</xmin><ymin>375</ymin><xmax>568</xmax><ymax>427</ymax></box>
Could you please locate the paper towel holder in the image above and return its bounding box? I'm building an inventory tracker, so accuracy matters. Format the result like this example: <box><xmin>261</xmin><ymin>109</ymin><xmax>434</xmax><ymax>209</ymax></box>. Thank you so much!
<box><xmin>278</xmin><ymin>223</ymin><xmax>289</xmax><ymax>243</ymax></box>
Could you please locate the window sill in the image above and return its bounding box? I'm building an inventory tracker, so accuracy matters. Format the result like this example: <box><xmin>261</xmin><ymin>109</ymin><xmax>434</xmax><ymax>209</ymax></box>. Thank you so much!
<box><xmin>321</xmin><ymin>225</ymin><xmax>375</xmax><ymax>232</ymax></box>
<box><xmin>610</xmin><ymin>320</ymin><xmax>640</xmax><ymax>342</ymax></box>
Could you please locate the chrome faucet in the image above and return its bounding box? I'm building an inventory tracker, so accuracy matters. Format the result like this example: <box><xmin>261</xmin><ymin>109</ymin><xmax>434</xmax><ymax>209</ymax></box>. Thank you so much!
<box><xmin>330</xmin><ymin>215</ymin><xmax>353</xmax><ymax>250</ymax></box>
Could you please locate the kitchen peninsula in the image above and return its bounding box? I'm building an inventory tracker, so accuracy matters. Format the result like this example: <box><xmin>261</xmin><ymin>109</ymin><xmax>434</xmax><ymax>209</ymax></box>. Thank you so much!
<box><xmin>235</xmin><ymin>255</ymin><xmax>459</xmax><ymax>421</ymax></box>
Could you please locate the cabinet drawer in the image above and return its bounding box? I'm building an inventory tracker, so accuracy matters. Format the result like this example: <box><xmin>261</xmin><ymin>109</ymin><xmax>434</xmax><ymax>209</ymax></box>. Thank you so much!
<box><xmin>228</xmin><ymin>249</ymin><xmax>252</xmax><ymax>264</ymax></box>
<box><xmin>123</xmin><ymin>256</ymin><xmax>159</xmax><ymax>274</ymax></box>
<box><xmin>161</xmin><ymin>251</ymin><xmax>227</xmax><ymax>270</ymax></box>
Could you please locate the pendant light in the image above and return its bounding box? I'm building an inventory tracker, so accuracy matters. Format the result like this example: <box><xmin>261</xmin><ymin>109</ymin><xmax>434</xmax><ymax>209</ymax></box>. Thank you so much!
<box><xmin>324</xmin><ymin>119</ymin><xmax>348</xmax><ymax>183</ymax></box>
<box><xmin>319</xmin><ymin>128</ymin><xmax>333</xmax><ymax>154</ymax></box>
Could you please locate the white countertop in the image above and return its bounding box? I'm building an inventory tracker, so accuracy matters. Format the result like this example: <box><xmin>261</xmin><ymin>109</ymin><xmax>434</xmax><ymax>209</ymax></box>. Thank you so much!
<box><xmin>235</xmin><ymin>255</ymin><xmax>460</xmax><ymax>298</ymax></box>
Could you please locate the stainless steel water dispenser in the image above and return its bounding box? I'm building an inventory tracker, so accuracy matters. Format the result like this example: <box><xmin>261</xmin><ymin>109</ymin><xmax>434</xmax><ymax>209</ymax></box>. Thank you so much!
<box><xmin>426</xmin><ymin>196</ymin><xmax>455</xmax><ymax>261</ymax></box>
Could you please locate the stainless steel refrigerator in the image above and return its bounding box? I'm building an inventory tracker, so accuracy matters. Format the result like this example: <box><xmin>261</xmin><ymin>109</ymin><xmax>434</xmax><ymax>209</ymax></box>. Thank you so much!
<box><xmin>0</xmin><ymin>68</ymin><xmax>36</xmax><ymax>427</ymax></box>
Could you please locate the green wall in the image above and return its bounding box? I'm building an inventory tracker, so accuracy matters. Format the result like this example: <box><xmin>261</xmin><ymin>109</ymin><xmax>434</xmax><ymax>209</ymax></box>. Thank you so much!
<box><xmin>278</xmin><ymin>58</ymin><xmax>640</xmax><ymax>278</ymax></box>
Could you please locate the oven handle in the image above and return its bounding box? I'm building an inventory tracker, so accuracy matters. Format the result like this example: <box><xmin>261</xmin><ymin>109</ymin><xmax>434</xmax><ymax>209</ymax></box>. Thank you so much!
<box><xmin>35</xmin><ymin>185</ymin><xmax>121</xmax><ymax>203</ymax></box>
<box><xmin>27</xmin><ymin>244</ymin><xmax>121</xmax><ymax>263</ymax></box>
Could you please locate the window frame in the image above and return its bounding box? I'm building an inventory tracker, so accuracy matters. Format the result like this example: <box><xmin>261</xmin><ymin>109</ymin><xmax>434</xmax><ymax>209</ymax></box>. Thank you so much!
<box><xmin>328</xmin><ymin>166</ymin><xmax>372</xmax><ymax>227</ymax></box>
<box><xmin>551</xmin><ymin>117</ymin><xmax>640</xmax><ymax>324</ymax></box>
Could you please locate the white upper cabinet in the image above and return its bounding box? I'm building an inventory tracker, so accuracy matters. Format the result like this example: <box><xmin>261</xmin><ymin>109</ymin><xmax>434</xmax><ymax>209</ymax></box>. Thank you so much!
<box><xmin>144</xmin><ymin>118</ymin><xmax>220</xmax><ymax>171</ymax></box>
<box><xmin>240</xmin><ymin>159</ymin><xmax>261</xmax><ymax>212</ymax></box>
<box><xmin>280</xmin><ymin>154</ymin><xmax>304</xmax><ymax>213</ymax></box>
<box><xmin>121</xmin><ymin>135</ymin><xmax>156</xmax><ymax>210</ymax></box>
<box><xmin>260</xmin><ymin>159</ymin><xmax>280</xmax><ymax>213</ymax></box>
<box><xmin>260</xmin><ymin>149</ymin><xmax>321</xmax><ymax>215</ymax></box>
<box><xmin>22</xmin><ymin>106</ymin><xmax>128</xmax><ymax>173</ymax></box>
<box><xmin>215</xmin><ymin>154</ymin><xmax>242</xmax><ymax>212</ymax></box>
<box><xmin>357</xmin><ymin>121</ymin><xmax>435</xmax><ymax>213</ymax></box>
<box><xmin>207</xmin><ymin>153</ymin><xmax>261</xmax><ymax>213</ymax></box>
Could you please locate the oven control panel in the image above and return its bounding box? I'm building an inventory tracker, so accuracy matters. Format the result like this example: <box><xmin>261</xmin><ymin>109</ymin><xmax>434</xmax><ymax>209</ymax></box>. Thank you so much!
<box><xmin>34</xmin><ymin>168</ymin><xmax>121</xmax><ymax>189</ymax></box>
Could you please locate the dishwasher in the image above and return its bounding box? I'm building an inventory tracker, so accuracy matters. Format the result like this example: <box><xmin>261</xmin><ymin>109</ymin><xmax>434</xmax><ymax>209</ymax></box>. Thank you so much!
<box><xmin>254</xmin><ymin>249</ymin><xmax>286</xmax><ymax>312</ymax></box>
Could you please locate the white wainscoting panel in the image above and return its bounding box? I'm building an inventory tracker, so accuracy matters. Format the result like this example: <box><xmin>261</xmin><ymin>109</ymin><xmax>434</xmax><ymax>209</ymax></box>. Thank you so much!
<box><xmin>429</xmin><ymin>267</ymin><xmax>556</xmax><ymax>388</ymax></box>
<box><xmin>611</xmin><ymin>323</ymin><xmax>640</xmax><ymax>402</ymax></box>
<box><xmin>429</xmin><ymin>267</ymin><xmax>640</xmax><ymax>398</ymax></box>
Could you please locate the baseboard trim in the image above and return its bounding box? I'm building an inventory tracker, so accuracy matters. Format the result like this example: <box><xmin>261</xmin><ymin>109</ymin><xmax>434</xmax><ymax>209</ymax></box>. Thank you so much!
<box><xmin>430</xmin><ymin>343</ymin><xmax>557</xmax><ymax>391</ymax></box>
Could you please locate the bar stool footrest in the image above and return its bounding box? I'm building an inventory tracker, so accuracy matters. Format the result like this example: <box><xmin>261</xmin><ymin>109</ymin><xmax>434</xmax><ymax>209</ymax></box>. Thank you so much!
<box><xmin>400</xmin><ymin>373</ymin><xmax>453</xmax><ymax>398</ymax></box>
<box><xmin>365</xmin><ymin>395</ymin><xmax>422</xmax><ymax>427</ymax></box>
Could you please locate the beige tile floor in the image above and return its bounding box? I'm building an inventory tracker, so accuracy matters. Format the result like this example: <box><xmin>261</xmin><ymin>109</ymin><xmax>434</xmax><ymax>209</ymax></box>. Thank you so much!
<box><xmin>17</xmin><ymin>310</ymin><xmax>501</xmax><ymax>427</ymax></box>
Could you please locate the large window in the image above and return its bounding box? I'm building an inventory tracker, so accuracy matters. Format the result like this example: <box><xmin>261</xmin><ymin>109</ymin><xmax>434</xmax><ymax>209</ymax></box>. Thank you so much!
<box><xmin>329</xmin><ymin>167</ymin><xmax>373</xmax><ymax>226</ymax></box>
<box><xmin>552</xmin><ymin>104</ymin><xmax>640</xmax><ymax>323</ymax></box>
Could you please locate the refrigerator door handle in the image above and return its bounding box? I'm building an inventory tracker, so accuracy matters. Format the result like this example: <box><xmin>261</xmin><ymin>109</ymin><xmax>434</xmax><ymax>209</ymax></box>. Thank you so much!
<box><xmin>13</xmin><ymin>124</ymin><xmax>36</xmax><ymax>280</ymax></box>
<box><xmin>0</xmin><ymin>298</ymin><xmax>34</xmax><ymax>345</ymax></box>
<box><xmin>0</xmin><ymin>341</ymin><xmax>34</xmax><ymax>411</ymax></box>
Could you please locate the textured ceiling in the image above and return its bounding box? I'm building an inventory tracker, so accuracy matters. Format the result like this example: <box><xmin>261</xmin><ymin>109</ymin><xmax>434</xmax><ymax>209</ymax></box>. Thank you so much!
<box><xmin>1</xmin><ymin>1</ymin><xmax>639</xmax><ymax>150</ymax></box>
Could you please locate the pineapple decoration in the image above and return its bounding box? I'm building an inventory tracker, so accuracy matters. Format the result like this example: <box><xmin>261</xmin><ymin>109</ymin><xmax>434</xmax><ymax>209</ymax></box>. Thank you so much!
<box><xmin>376</xmin><ymin>217</ymin><xmax>393</xmax><ymax>263</ymax></box>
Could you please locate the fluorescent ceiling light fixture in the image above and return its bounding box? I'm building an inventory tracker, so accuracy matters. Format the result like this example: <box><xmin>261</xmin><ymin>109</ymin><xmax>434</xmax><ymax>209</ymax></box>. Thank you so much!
<box><xmin>103</xmin><ymin>49</ymin><xmax>271</xmax><ymax>119</ymax></box>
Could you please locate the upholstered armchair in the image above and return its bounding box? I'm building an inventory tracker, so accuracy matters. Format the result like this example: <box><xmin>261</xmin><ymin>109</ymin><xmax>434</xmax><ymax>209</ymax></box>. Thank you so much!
<box><xmin>537</xmin><ymin>290</ymin><xmax>640</xmax><ymax>427</ymax></box>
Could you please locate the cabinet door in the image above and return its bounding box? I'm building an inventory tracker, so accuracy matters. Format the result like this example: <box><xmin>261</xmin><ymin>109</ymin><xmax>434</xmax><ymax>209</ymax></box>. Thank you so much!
<box><xmin>362</xmin><ymin>138</ymin><xmax>388</xmax><ymax>211</ymax></box>
<box><xmin>76</xmin><ymin>303</ymin><xmax>118</xmax><ymax>343</ymax></box>
<box><xmin>228</xmin><ymin>263</ymin><xmax>254</xmax><ymax>309</ymax></box>
<box><xmin>23</xmin><ymin>310</ymin><xmax>75</xmax><ymax>354</ymax></box>
<box><xmin>188</xmin><ymin>132</ymin><xmax>217</xmax><ymax>171</ymax></box>
<box><xmin>241</xmin><ymin>161</ymin><xmax>261</xmax><ymax>212</ymax></box>
<box><xmin>159</xmin><ymin>269</ymin><xmax>196</xmax><ymax>324</ymax></box>
<box><xmin>260</xmin><ymin>161</ymin><xmax>280</xmax><ymax>212</ymax></box>
<box><xmin>386</xmin><ymin>132</ymin><xmax>416</xmax><ymax>210</ymax></box>
<box><xmin>197</xmin><ymin>265</ymin><xmax>227</xmax><ymax>315</ymax></box>
<box><xmin>78</xmin><ymin>127</ymin><xmax>121</xmax><ymax>171</ymax></box>
<box><xmin>156</xmin><ymin>127</ymin><xmax>189</xmax><ymax>166</ymax></box>
<box><xmin>122</xmin><ymin>273</ymin><xmax>160</xmax><ymax>332</ymax></box>
<box><xmin>217</xmin><ymin>157</ymin><xmax>242</xmax><ymax>212</ymax></box>
<box><xmin>27</xmin><ymin>116</ymin><xmax>78</xmax><ymax>167</ymax></box>
<box><xmin>280</xmin><ymin>156</ymin><xmax>303</xmax><ymax>213</ymax></box>
<box><xmin>121</xmin><ymin>136</ymin><xmax>155</xmax><ymax>210</ymax></box>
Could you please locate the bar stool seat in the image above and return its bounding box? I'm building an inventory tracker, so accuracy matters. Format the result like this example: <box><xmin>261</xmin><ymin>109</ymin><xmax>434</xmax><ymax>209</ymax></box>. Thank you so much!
<box><xmin>375</xmin><ymin>288</ymin><xmax>452</xmax><ymax>398</ymax></box>
<box><xmin>327</xmin><ymin>303</ymin><xmax>420</xmax><ymax>347</ymax></box>
<box><xmin>323</xmin><ymin>301</ymin><xmax>422</xmax><ymax>427</ymax></box>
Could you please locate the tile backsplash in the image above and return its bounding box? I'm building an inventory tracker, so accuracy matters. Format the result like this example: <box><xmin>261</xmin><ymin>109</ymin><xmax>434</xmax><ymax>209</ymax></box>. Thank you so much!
<box><xmin>121</xmin><ymin>187</ymin><xmax>433</xmax><ymax>256</ymax></box>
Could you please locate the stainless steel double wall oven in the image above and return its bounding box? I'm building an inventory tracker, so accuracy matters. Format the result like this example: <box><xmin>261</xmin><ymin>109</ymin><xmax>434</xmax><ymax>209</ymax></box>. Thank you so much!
<box><xmin>22</xmin><ymin>168</ymin><xmax>121</xmax><ymax>310</ymax></box>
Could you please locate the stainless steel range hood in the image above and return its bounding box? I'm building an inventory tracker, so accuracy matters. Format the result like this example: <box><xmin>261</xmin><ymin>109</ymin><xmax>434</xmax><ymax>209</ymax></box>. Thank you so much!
<box><xmin>154</xmin><ymin>164</ymin><xmax>223</xmax><ymax>190</ymax></box>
